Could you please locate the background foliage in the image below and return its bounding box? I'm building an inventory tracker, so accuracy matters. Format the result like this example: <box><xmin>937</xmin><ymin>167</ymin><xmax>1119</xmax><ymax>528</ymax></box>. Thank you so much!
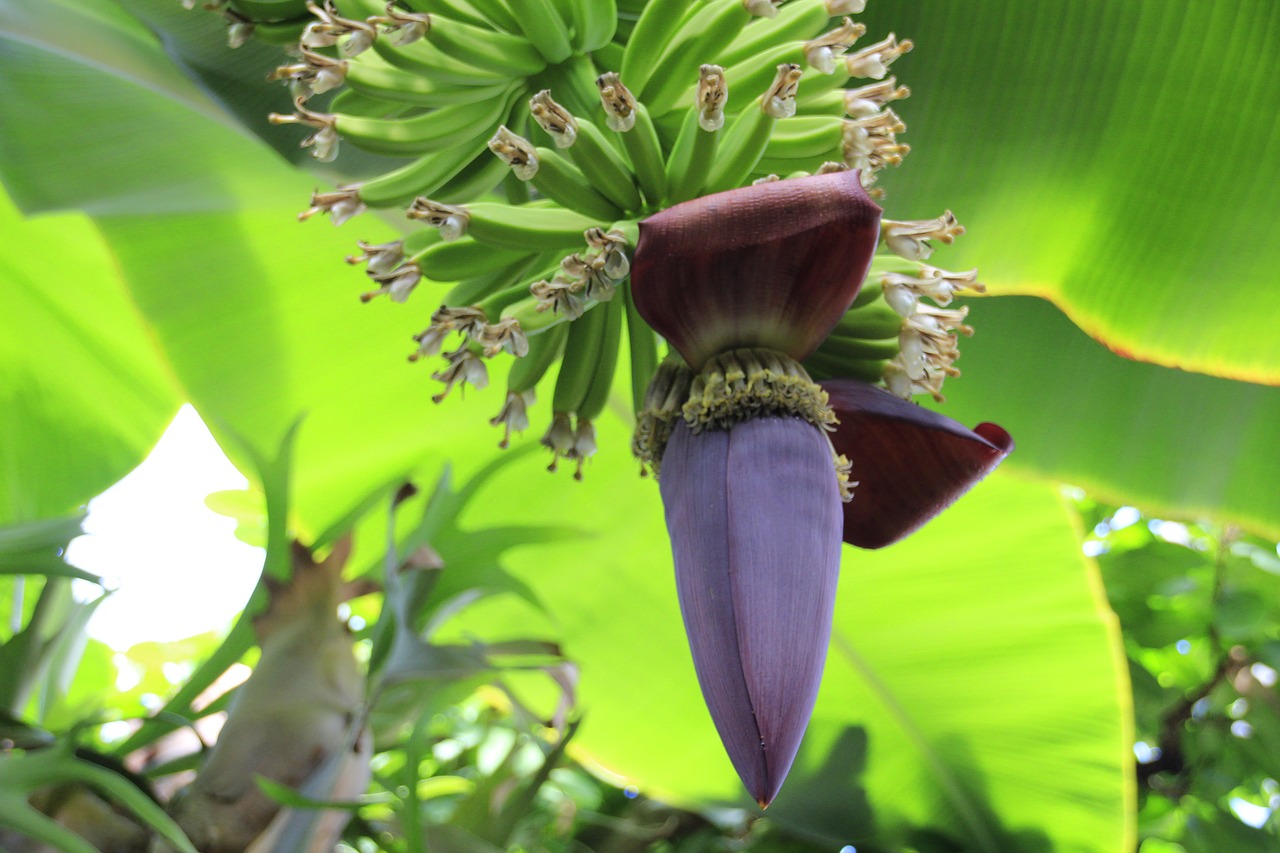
<box><xmin>2</xmin><ymin>0</ymin><xmax>1278</xmax><ymax>851</ymax></box>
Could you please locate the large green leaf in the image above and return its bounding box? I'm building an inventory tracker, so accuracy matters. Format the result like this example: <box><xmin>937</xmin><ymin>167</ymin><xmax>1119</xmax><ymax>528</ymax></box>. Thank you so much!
<box><xmin>938</xmin><ymin>297</ymin><xmax>1280</xmax><ymax>540</ymax></box>
<box><xmin>0</xmin><ymin>189</ymin><xmax>179</xmax><ymax>523</ymax></box>
<box><xmin>0</xmin><ymin>0</ymin><xmax>302</xmax><ymax>216</ymax></box>
<box><xmin>858</xmin><ymin>1</ymin><xmax>1280</xmax><ymax>385</ymax></box>
<box><xmin>443</xmin><ymin>415</ymin><xmax>1133</xmax><ymax>852</ymax></box>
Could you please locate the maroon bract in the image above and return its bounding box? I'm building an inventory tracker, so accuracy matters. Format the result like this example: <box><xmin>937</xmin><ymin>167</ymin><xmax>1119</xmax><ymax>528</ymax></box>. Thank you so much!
<box><xmin>823</xmin><ymin>378</ymin><xmax>1013</xmax><ymax>549</ymax></box>
<box><xmin>631</xmin><ymin>170</ymin><xmax>882</xmax><ymax>371</ymax></box>
<box><xmin>659</xmin><ymin>416</ymin><xmax>842</xmax><ymax>808</ymax></box>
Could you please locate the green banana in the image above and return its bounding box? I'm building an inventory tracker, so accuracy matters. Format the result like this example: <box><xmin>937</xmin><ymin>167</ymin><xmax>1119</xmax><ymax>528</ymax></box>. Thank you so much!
<box><xmin>614</xmin><ymin>101</ymin><xmax>668</xmax><ymax>207</ymax></box>
<box><xmin>330</xmin><ymin>85</ymin><xmax>521</xmax><ymax>155</ymax></box>
<box><xmin>513</xmin><ymin>0</ymin><xmax>574</xmax><ymax>63</ymax></box>
<box><xmin>835</xmin><ymin>299</ymin><xmax>905</xmax><ymax>339</ymax></box>
<box><xmin>849</xmin><ymin>278</ymin><xmax>884</xmax><ymax>309</ymax></box>
<box><xmin>814</xmin><ymin>333</ymin><xmax>901</xmax><ymax>361</ymax></box>
<box><xmin>345</xmin><ymin>53</ymin><xmax>514</xmax><ymax>106</ymax></box>
<box><xmin>717</xmin><ymin>0</ymin><xmax>834</xmax><ymax>67</ymax></box>
<box><xmin>640</xmin><ymin>0</ymin><xmax>767</xmax><ymax>116</ymax></box>
<box><xmin>371</xmin><ymin>35</ymin><xmax>513</xmax><ymax>86</ymax></box>
<box><xmin>569</xmin><ymin>0</ymin><xmax>618</xmax><ymax>52</ymax></box>
<box><xmin>552</xmin><ymin>303</ymin><xmax>611</xmax><ymax>414</ymax></box>
<box><xmin>412</xmin><ymin>200</ymin><xmax>604</xmax><ymax>250</ymax></box>
<box><xmin>565</xmin><ymin>117</ymin><xmax>644</xmax><ymax>213</ymax></box>
<box><xmin>413</xmin><ymin>237</ymin><xmax>533</xmax><ymax>282</ymax></box>
<box><xmin>531</xmin><ymin>147</ymin><xmax>626</xmax><ymax>221</ymax></box>
<box><xmin>356</xmin><ymin>112</ymin><xmax>510</xmax><ymax>206</ymax></box>
<box><xmin>592</xmin><ymin>39</ymin><xmax>626</xmax><ymax>73</ymax></box>
<box><xmin>458</xmin><ymin>0</ymin><xmax>522</xmax><ymax>32</ymax></box>
<box><xmin>663</xmin><ymin>90</ymin><xmax>721</xmax><ymax>203</ymax></box>
<box><xmin>356</xmin><ymin>0</ymin><xmax>489</xmax><ymax>28</ymax></box>
<box><xmin>431</xmin><ymin>148</ymin><xmax>511</xmax><ymax>202</ymax></box>
<box><xmin>624</xmin><ymin>282</ymin><xmax>659</xmax><ymax>414</ymax></box>
<box><xmin>445</xmin><ymin>252</ymin><xmax>556</xmax><ymax>305</ymax></box>
<box><xmin>227</xmin><ymin>0</ymin><xmax>309</xmax><ymax>22</ymax></box>
<box><xmin>761</xmin><ymin>114</ymin><xmax>844</xmax><ymax>161</ymax></box>
<box><xmin>371</xmin><ymin>16</ymin><xmax>544</xmax><ymax>81</ymax></box>
<box><xmin>508</xmin><ymin>321</ymin><xmax>568</xmax><ymax>392</ymax></box>
<box><xmin>703</xmin><ymin>66</ymin><xmax>800</xmax><ymax>193</ymax></box>
<box><xmin>802</xmin><ymin>350</ymin><xmax>888</xmax><ymax>383</ymax></box>
<box><xmin>576</xmin><ymin>296</ymin><xmax>625</xmax><ymax>421</ymax></box>
<box><xmin>620</xmin><ymin>0</ymin><xmax>697</xmax><ymax>93</ymax></box>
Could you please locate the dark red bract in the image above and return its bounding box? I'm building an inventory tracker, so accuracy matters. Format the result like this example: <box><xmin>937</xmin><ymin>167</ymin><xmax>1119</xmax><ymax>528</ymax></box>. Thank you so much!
<box><xmin>823</xmin><ymin>378</ymin><xmax>1013</xmax><ymax>549</ymax></box>
<box><xmin>631</xmin><ymin>171</ymin><xmax>882</xmax><ymax>371</ymax></box>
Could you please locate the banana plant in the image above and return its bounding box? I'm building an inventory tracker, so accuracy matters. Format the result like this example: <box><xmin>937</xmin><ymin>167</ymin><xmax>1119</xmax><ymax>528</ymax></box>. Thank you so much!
<box><xmin>6</xmin><ymin>0</ymin><xmax>1280</xmax><ymax>850</ymax></box>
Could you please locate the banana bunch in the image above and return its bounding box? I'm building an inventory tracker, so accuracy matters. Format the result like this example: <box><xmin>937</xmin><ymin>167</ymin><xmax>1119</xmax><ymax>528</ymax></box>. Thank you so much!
<box><xmin>185</xmin><ymin>0</ymin><xmax>988</xmax><ymax>469</ymax></box>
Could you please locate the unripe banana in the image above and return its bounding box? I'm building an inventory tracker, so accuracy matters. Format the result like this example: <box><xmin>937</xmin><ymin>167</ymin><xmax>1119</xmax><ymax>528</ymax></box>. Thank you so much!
<box><xmin>414</xmin><ymin>236</ymin><xmax>532</xmax><ymax>282</ymax></box>
<box><xmin>411</xmin><ymin>199</ymin><xmax>605</xmax><ymax>250</ymax></box>
<box><xmin>620</xmin><ymin>0</ymin><xmax>698</xmax><ymax>93</ymax></box>
<box><xmin>624</xmin><ymin>283</ymin><xmax>659</xmax><ymax>414</ymax></box>
<box><xmin>664</xmin><ymin>100</ymin><xmax>720</xmax><ymax>203</ymax></box>
<box><xmin>850</xmin><ymin>278</ymin><xmax>884</xmax><ymax>309</ymax></box>
<box><xmin>229</xmin><ymin>0</ymin><xmax>309</xmax><ymax>21</ymax></box>
<box><xmin>615</xmin><ymin>102</ymin><xmax>668</xmax><ymax>207</ymax></box>
<box><xmin>835</xmin><ymin>298</ymin><xmax>905</xmax><ymax>339</ymax></box>
<box><xmin>431</xmin><ymin>149</ymin><xmax>511</xmax><ymax>202</ymax></box>
<box><xmin>508</xmin><ymin>321</ymin><xmax>569</xmax><ymax>393</ymax></box>
<box><xmin>761</xmin><ymin>114</ymin><xmax>845</xmax><ymax>161</ymax></box>
<box><xmin>461</xmin><ymin>0</ymin><xmax>522</xmax><ymax>32</ymax></box>
<box><xmin>331</xmin><ymin>86</ymin><xmax>520</xmax><ymax>156</ymax></box>
<box><xmin>446</xmin><ymin>252</ymin><xmax>558</xmax><ymax>305</ymax></box>
<box><xmin>815</xmin><ymin>333</ymin><xmax>902</xmax><ymax>361</ymax></box>
<box><xmin>703</xmin><ymin>64</ymin><xmax>802</xmax><ymax>193</ymax></box>
<box><xmin>570</xmin><ymin>0</ymin><xmax>619</xmax><ymax>52</ymax></box>
<box><xmin>565</xmin><ymin>117</ymin><xmax>644</xmax><ymax>213</ymax></box>
<box><xmin>345</xmin><ymin>53</ymin><xmax>514</xmax><ymax>106</ymax></box>
<box><xmin>513</xmin><ymin>0</ymin><xmax>574</xmax><ymax>63</ymax></box>
<box><xmin>531</xmin><ymin>147</ymin><xmax>626</xmax><ymax>221</ymax></box>
<box><xmin>718</xmin><ymin>0</ymin><xmax>834</xmax><ymax>68</ymax></box>
<box><xmin>576</xmin><ymin>296</ymin><xmax>625</xmax><ymax>421</ymax></box>
<box><xmin>802</xmin><ymin>350</ymin><xmax>888</xmax><ymax>383</ymax></box>
<box><xmin>356</xmin><ymin>112</ymin><xmax>511</xmax><ymax>206</ymax></box>
<box><xmin>640</xmin><ymin>0</ymin><xmax>766</xmax><ymax>117</ymax></box>
<box><xmin>552</xmin><ymin>304</ymin><xmax>611</xmax><ymax>414</ymax></box>
<box><xmin>417</xmin><ymin>11</ymin><xmax>550</xmax><ymax>75</ymax></box>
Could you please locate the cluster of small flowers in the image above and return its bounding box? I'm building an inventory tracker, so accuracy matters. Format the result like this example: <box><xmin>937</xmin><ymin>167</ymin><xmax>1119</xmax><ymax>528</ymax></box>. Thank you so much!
<box><xmin>407</xmin><ymin>306</ymin><xmax>528</xmax><ymax>403</ymax></box>
<box><xmin>878</xmin><ymin>213</ymin><xmax>985</xmax><ymax>401</ymax></box>
<box><xmin>346</xmin><ymin>239</ymin><xmax>420</xmax><ymax>303</ymax></box>
<box><xmin>529</xmin><ymin>229</ymin><xmax>631</xmax><ymax>319</ymax></box>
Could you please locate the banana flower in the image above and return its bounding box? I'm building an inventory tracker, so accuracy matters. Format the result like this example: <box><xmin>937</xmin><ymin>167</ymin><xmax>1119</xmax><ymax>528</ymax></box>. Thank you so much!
<box><xmin>630</xmin><ymin>171</ymin><xmax>1011</xmax><ymax>806</ymax></box>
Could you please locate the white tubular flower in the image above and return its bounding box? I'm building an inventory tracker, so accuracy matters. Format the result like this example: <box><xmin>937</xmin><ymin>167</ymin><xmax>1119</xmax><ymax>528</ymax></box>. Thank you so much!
<box><xmin>491</xmin><ymin>389</ymin><xmax>535</xmax><ymax>448</ymax></box>
<box><xmin>696</xmin><ymin>65</ymin><xmax>728</xmax><ymax>132</ymax></box>
<box><xmin>529</xmin><ymin>90</ymin><xmax>579</xmax><ymax>148</ymax></box>
<box><xmin>488</xmin><ymin>126</ymin><xmax>539</xmax><ymax>180</ymax></box>
<box><xmin>845</xmin><ymin>33</ymin><xmax>914</xmax><ymax>80</ymax></box>
<box><xmin>915</xmin><ymin>266</ymin><xmax>986</xmax><ymax>305</ymax></box>
<box><xmin>432</xmin><ymin>348</ymin><xmax>489</xmax><ymax>402</ymax></box>
<box><xmin>346</xmin><ymin>240</ymin><xmax>405</xmax><ymax>276</ymax></box>
<box><xmin>298</xmin><ymin>186</ymin><xmax>365</xmax><ymax>225</ymax></box>
<box><xmin>881</xmin><ymin>211</ymin><xmax>964</xmax><ymax>261</ymax></box>
<box><xmin>477</xmin><ymin>317</ymin><xmax>529</xmax><ymax>358</ymax></box>
<box><xmin>596</xmin><ymin>72</ymin><xmax>638</xmax><ymax>132</ymax></box>
<box><xmin>406</xmin><ymin>199</ymin><xmax>470</xmax><ymax>241</ymax></box>
<box><xmin>845</xmin><ymin>78</ymin><xmax>912</xmax><ymax>118</ymax></box>
<box><xmin>763</xmin><ymin>63</ymin><xmax>804</xmax><ymax>119</ymax></box>
<box><xmin>541</xmin><ymin>412</ymin><xmax>577</xmax><ymax>472</ymax></box>
<box><xmin>745</xmin><ymin>0</ymin><xmax>781</xmax><ymax>17</ymax></box>
<box><xmin>803</xmin><ymin>18</ymin><xmax>867</xmax><ymax>75</ymax></box>
<box><xmin>268</xmin><ymin>48</ymin><xmax>348</xmax><ymax>101</ymax></box>
<box><xmin>370</xmin><ymin>5</ymin><xmax>431</xmax><ymax>46</ymax></box>
<box><xmin>361</xmin><ymin>264</ymin><xmax>422</xmax><ymax>304</ymax></box>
